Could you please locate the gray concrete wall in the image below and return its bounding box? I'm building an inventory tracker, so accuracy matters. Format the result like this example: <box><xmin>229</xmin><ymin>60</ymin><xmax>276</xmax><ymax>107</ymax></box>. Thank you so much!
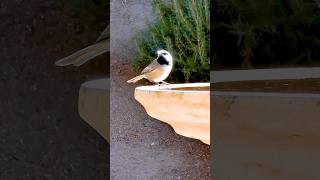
<box><xmin>213</xmin><ymin>91</ymin><xmax>320</xmax><ymax>179</ymax></box>
<box><xmin>79</xmin><ymin>78</ymin><xmax>109</xmax><ymax>141</ymax></box>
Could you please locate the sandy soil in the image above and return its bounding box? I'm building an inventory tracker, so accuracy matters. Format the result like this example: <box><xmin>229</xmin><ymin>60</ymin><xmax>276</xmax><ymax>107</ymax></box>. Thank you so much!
<box><xmin>0</xmin><ymin>1</ymin><xmax>108</xmax><ymax>179</ymax></box>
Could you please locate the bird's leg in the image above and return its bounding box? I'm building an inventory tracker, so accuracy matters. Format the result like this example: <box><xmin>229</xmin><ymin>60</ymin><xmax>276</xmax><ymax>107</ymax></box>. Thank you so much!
<box><xmin>161</xmin><ymin>81</ymin><xmax>171</xmax><ymax>85</ymax></box>
<box><xmin>156</xmin><ymin>82</ymin><xmax>163</xmax><ymax>86</ymax></box>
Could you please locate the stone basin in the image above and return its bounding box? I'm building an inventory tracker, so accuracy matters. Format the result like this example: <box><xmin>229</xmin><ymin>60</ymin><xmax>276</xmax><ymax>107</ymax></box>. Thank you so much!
<box><xmin>134</xmin><ymin>83</ymin><xmax>210</xmax><ymax>145</ymax></box>
<box><xmin>78</xmin><ymin>78</ymin><xmax>109</xmax><ymax>142</ymax></box>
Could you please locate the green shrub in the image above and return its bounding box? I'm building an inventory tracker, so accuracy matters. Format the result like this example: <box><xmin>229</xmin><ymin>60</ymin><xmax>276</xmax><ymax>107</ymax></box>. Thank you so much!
<box><xmin>133</xmin><ymin>0</ymin><xmax>210</xmax><ymax>83</ymax></box>
<box><xmin>213</xmin><ymin>0</ymin><xmax>320</xmax><ymax>68</ymax></box>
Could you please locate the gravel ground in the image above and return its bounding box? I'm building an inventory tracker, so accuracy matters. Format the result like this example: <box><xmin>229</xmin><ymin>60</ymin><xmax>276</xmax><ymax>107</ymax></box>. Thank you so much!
<box><xmin>0</xmin><ymin>1</ymin><xmax>108</xmax><ymax>179</ymax></box>
<box><xmin>110</xmin><ymin>0</ymin><xmax>210</xmax><ymax>179</ymax></box>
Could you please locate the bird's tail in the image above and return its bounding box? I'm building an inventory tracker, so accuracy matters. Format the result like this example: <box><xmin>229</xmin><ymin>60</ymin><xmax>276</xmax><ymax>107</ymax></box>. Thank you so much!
<box><xmin>127</xmin><ymin>74</ymin><xmax>146</xmax><ymax>83</ymax></box>
<box><xmin>55</xmin><ymin>39</ymin><xmax>109</xmax><ymax>67</ymax></box>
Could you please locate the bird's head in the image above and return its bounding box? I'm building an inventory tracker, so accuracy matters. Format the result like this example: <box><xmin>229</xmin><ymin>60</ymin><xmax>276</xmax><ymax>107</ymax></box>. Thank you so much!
<box><xmin>157</xmin><ymin>49</ymin><xmax>173</xmax><ymax>63</ymax></box>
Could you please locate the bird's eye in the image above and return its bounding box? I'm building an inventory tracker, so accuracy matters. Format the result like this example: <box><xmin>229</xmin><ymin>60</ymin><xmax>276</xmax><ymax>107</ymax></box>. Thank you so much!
<box><xmin>163</xmin><ymin>53</ymin><xmax>167</xmax><ymax>55</ymax></box>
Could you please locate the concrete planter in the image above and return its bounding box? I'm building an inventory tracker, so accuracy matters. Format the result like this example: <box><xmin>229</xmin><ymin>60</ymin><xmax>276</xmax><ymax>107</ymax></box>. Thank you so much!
<box><xmin>212</xmin><ymin>67</ymin><xmax>320</xmax><ymax>179</ymax></box>
<box><xmin>78</xmin><ymin>78</ymin><xmax>109</xmax><ymax>142</ymax></box>
<box><xmin>134</xmin><ymin>83</ymin><xmax>210</xmax><ymax>145</ymax></box>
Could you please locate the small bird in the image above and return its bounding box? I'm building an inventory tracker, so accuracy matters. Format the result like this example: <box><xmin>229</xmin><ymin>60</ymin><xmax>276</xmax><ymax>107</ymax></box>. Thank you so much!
<box><xmin>55</xmin><ymin>25</ymin><xmax>109</xmax><ymax>66</ymax></box>
<box><xmin>127</xmin><ymin>49</ymin><xmax>173</xmax><ymax>85</ymax></box>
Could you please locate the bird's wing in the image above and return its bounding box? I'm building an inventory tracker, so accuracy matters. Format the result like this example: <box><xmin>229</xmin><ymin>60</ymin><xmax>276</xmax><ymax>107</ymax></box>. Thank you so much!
<box><xmin>96</xmin><ymin>25</ymin><xmax>109</xmax><ymax>42</ymax></box>
<box><xmin>141</xmin><ymin>59</ymin><xmax>161</xmax><ymax>74</ymax></box>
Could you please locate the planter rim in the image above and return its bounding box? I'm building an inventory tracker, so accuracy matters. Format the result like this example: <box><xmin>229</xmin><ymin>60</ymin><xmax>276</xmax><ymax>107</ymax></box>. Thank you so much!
<box><xmin>212</xmin><ymin>91</ymin><xmax>320</xmax><ymax>97</ymax></box>
<box><xmin>211</xmin><ymin>67</ymin><xmax>320</xmax><ymax>83</ymax></box>
<box><xmin>135</xmin><ymin>82</ymin><xmax>210</xmax><ymax>94</ymax></box>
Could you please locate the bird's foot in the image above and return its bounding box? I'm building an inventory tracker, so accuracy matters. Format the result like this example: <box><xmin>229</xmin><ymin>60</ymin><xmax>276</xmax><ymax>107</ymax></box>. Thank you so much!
<box><xmin>156</xmin><ymin>82</ymin><xmax>163</xmax><ymax>87</ymax></box>
<box><xmin>156</xmin><ymin>81</ymin><xmax>171</xmax><ymax>88</ymax></box>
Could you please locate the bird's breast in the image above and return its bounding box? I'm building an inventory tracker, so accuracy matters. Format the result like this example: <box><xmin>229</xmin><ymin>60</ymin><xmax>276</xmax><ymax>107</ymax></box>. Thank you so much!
<box><xmin>145</xmin><ymin>65</ymin><xmax>172</xmax><ymax>82</ymax></box>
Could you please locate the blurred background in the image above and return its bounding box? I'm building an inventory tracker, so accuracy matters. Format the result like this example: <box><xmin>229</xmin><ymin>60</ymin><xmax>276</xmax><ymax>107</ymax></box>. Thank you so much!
<box><xmin>0</xmin><ymin>0</ymin><xmax>108</xmax><ymax>179</ymax></box>
<box><xmin>213</xmin><ymin>0</ymin><xmax>320</xmax><ymax>70</ymax></box>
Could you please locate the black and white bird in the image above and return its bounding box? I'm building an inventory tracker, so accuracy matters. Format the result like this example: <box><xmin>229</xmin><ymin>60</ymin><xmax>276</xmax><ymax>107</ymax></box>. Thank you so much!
<box><xmin>55</xmin><ymin>25</ymin><xmax>109</xmax><ymax>66</ymax></box>
<box><xmin>127</xmin><ymin>49</ymin><xmax>173</xmax><ymax>85</ymax></box>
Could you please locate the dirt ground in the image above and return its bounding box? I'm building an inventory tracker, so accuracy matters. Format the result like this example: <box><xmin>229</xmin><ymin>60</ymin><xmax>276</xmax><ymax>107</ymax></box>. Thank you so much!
<box><xmin>110</xmin><ymin>1</ymin><xmax>210</xmax><ymax>179</ymax></box>
<box><xmin>0</xmin><ymin>1</ymin><xmax>108</xmax><ymax>179</ymax></box>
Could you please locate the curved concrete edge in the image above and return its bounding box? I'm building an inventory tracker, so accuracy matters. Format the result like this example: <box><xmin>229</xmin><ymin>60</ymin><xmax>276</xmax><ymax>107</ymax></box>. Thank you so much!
<box><xmin>78</xmin><ymin>78</ymin><xmax>109</xmax><ymax>142</ymax></box>
<box><xmin>134</xmin><ymin>83</ymin><xmax>210</xmax><ymax>145</ymax></box>
<box><xmin>211</xmin><ymin>67</ymin><xmax>320</xmax><ymax>83</ymax></box>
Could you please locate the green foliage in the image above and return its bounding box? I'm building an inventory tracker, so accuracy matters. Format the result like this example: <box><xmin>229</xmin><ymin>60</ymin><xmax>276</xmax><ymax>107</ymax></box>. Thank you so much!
<box><xmin>214</xmin><ymin>0</ymin><xmax>320</xmax><ymax>68</ymax></box>
<box><xmin>133</xmin><ymin>0</ymin><xmax>210</xmax><ymax>82</ymax></box>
